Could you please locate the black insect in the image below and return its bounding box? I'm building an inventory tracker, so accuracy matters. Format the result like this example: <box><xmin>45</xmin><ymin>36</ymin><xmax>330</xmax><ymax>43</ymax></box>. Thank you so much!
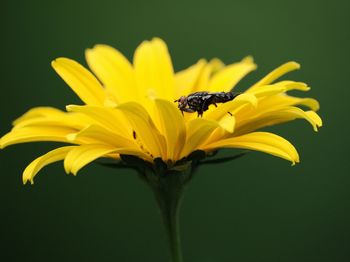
<box><xmin>174</xmin><ymin>91</ymin><xmax>241</xmax><ymax>117</ymax></box>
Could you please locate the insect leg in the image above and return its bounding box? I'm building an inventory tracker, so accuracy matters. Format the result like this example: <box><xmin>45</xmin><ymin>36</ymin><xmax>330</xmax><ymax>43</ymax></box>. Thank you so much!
<box><xmin>182</xmin><ymin>108</ymin><xmax>196</xmax><ymax>113</ymax></box>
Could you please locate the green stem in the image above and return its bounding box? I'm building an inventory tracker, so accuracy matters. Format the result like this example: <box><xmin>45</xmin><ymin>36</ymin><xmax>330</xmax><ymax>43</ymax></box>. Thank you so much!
<box><xmin>152</xmin><ymin>178</ymin><xmax>184</xmax><ymax>262</ymax></box>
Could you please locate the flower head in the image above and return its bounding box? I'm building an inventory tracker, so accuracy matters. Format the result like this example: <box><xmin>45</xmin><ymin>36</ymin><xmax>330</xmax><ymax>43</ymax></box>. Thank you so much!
<box><xmin>0</xmin><ymin>38</ymin><xmax>322</xmax><ymax>184</ymax></box>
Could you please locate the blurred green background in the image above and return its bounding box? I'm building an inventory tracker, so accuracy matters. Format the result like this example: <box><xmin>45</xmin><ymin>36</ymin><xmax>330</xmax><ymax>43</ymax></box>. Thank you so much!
<box><xmin>1</xmin><ymin>0</ymin><xmax>349</xmax><ymax>261</ymax></box>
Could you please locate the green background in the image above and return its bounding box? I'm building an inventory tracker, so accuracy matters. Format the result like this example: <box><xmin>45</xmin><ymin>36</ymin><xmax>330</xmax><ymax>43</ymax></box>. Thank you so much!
<box><xmin>1</xmin><ymin>0</ymin><xmax>349</xmax><ymax>261</ymax></box>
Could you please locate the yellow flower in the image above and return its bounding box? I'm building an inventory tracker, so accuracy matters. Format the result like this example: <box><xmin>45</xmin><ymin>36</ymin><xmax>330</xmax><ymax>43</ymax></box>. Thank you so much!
<box><xmin>0</xmin><ymin>38</ymin><xmax>322</xmax><ymax>184</ymax></box>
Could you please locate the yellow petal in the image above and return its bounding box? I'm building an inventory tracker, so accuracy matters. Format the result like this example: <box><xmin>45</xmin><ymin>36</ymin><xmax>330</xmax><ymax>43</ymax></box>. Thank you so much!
<box><xmin>13</xmin><ymin>112</ymin><xmax>90</xmax><ymax>131</ymax></box>
<box><xmin>116</xmin><ymin>102</ymin><xmax>165</xmax><ymax>158</ymax></box>
<box><xmin>67</xmin><ymin>124</ymin><xmax>138</xmax><ymax>148</ymax></box>
<box><xmin>199</xmin><ymin>115</ymin><xmax>236</xmax><ymax>150</ymax></box>
<box><xmin>235</xmin><ymin>108</ymin><xmax>322</xmax><ymax>135</ymax></box>
<box><xmin>52</xmin><ymin>58</ymin><xmax>106</xmax><ymax>106</ymax></box>
<box><xmin>288</xmin><ymin>97</ymin><xmax>320</xmax><ymax>111</ymax></box>
<box><xmin>248</xmin><ymin>62</ymin><xmax>300</xmax><ymax>92</ymax></box>
<box><xmin>64</xmin><ymin>144</ymin><xmax>138</xmax><ymax>175</ymax></box>
<box><xmin>248</xmin><ymin>84</ymin><xmax>287</xmax><ymax>97</ymax></box>
<box><xmin>85</xmin><ymin>44</ymin><xmax>136</xmax><ymax>103</ymax></box>
<box><xmin>248</xmin><ymin>81</ymin><xmax>310</xmax><ymax>98</ymax></box>
<box><xmin>204</xmin><ymin>93</ymin><xmax>258</xmax><ymax>120</ymax></box>
<box><xmin>154</xmin><ymin>99</ymin><xmax>186</xmax><ymax>161</ymax></box>
<box><xmin>12</xmin><ymin>107</ymin><xmax>64</xmax><ymax>126</ymax></box>
<box><xmin>175</xmin><ymin>59</ymin><xmax>206</xmax><ymax>97</ymax></box>
<box><xmin>0</xmin><ymin>127</ymin><xmax>76</xmax><ymax>149</ymax></box>
<box><xmin>192</xmin><ymin>62</ymin><xmax>212</xmax><ymax>92</ymax></box>
<box><xmin>209</xmin><ymin>58</ymin><xmax>225</xmax><ymax>73</ymax></box>
<box><xmin>180</xmin><ymin>118</ymin><xmax>219</xmax><ymax>159</ymax></box>
<box><xmin>266</xmin><ymin>94</ymin><xmax>320</xmax><ymax>111</ymax></box>
<box><xmin>305</xmin><ymin>111</ymin><xmax>323</xmax><ymax>127</ymax></box>
<box><xmin>208</xmin><ymin>56</ymin><xmax>257</xmax><ymax>92</ymax></box>
<box><xmin>217</xmin><ymin>114</ymin><xmax>236</xmax><ymax>133</ymax></box>
<box><xmin>66</xmin><ymin>105</ymin><xmax>131</xmax><ymax>137</ymax></box>
<box><xmin>190</xmin><ymin>58</ymin><xmax>226</xmax><ymax>93</ymax></box>
<box><xmin>23</xmin><ymin>146</ymin><xmax>75</xmax><ymax>184</ymax></box>
<box><xmin>284</xmin><ymin>81</ymin><xmax>310</xmax><ymax>92</ymax></box>
<box><xmin>133</xmin><ymin>37</ymin><xmax>175</xmax><ymax>101</ymax></box>
<box><xmin>202</xmin><ymin>132</ymin><xmax>299</xmax><ymax>164</ymax></box>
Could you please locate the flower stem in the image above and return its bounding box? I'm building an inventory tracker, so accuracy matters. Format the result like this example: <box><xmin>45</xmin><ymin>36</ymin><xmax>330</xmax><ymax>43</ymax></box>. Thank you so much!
<box><xmin>152</xmin><ymin>176</ymin><xmax>184</xmax><ymax>262</ymax></box>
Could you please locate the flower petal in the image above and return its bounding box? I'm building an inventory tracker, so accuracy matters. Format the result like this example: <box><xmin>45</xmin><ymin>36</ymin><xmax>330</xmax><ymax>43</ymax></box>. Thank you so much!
<box><xmin>12</xmin><ymin>107</ymin><xmax>64</xmax><ymax>126</ymax></box>
<box><xmin>0</xmin><ymin>127</ymin><xmax>77</xmax><ymax>149</ymax></box>
<box><xmin>202</xmin><ymin>132</ymin><xmax>299</xmax><ymax>164</ymax></box>
<box><xmin>248</xmin><ymin>61</ymin><xmax>300</xmax><ymax>92</ymax></box>
<box><xmin>235</xmin><ymin>107</ymin><xmax>323</xmax><ymax>135</ymax></box>
<box><xmin>64</xmin><ymin>144</ymin><xmax>137</xmax><ymax>175</ymax></box>
<box><xmin>116</xmin><ymin>102</ymin><xmax>166</xmax><ymax>158</ymax></box>
<box><xmin>262</xmin><ymin>94</ymin><xmax>320</xmax><ymax>111</ymax></box>
<box><xmin>23</xmin><ymin>146</ymin><xmax>75</xmax><ymax>185</ymax></box>
<box><xmin>133</xmin><ymin>38</ymin><xmax>175</xmax><ymax>101</ymax></box>
<box><xmin>196</xmin><ymin>115</ymin><xmax>236</xmax><ymax>148</ymax></box>
<box><xmin>175</xmin><ymin>59</ymin><xmax>206</xmax><ymax>97</ymax></box>
<box><xmin>191</xmin><ymin>60</ymin><xmax>213</xmax><ymax>92</ymax></box>
<box><xmin>204</xmin><ymin>93</ymin><xmax>258</xmax><ymax>120</ymax></box>
<box><xmin>66</xmin><ymin>105</ymin><xmax>131</xmax><ymax>137</ymax></box>
<box><xmin>248</xmin><ymin>84</ymin><xmax>287</xmax><ymax>98</ymax></box>
<box><xmin>67</xmin><ymin>125</ymin><xmax>152</xmax><ymax>161</ymax></box>
<box><xmin>67</xmin><ymin>124</ymin><xmax>138</xmax><ymax>148</ymax></box>
<box><xmin>85</xmin><ymin>44</ymin><xmax>136</xmax><ymax>103</ymax></box>
<box><xmin>180</xmin><ymin>119</ymin><xmax>219</xmax><ymax>159</ymax></box>
<box><xmin>217</xmin><ymin>114</ymin><xmax>236</xmax><ymax>133</ymax></box>
<box><xmin>208</xmin><ymin>56</ymin><xmax>257</xmax><ymax>92</ymax></box>
<box><xmin>13</xmin><ymin>112</ymin><xmax>90</xmax><ymax>131</ymax></box>
<box><xmin>154</xmin><ymin>99</ymin><xmax>186</xmax><ymax>161</ymax></box>
<box><xmin>52</xmin><ymin>58</ymin><xmax>106</xmax><ymax>106</ymax></box>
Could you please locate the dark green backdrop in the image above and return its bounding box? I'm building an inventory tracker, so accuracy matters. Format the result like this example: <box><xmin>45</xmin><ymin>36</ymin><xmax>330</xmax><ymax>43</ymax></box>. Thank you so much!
<box><xmin>1</xmin><ymin>0</ymin><xmax>349</xmax><ymax>261</ymax></box>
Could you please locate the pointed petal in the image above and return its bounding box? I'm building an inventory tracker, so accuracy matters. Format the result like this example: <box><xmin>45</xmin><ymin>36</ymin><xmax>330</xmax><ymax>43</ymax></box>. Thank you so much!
<box><xmin>67</xmin><ymin>124</ymin><xmax>137</xmax><ymax>148</ymax></box>
<box><xmin>248</xmin><ymin>81</ymin><xmax>310</xmax><ymax>97</ymax></box>
<box><xmin>263</xmin><ymin>94</ymin><xmax>320</xmax><ymax>111</ymax></box>
<box><xmin>192</xmin><ymin>62</ymin><xmax>212</xmax><ymax>92</ymax></box>
<box><xmin>209</xmin><ymin>58</ymin><xmax>225</xmax><ymax>73</ymax></box>
<box><xmin>175</xmin><ymin>59</ymin><xmax>206</xmax><ymax>97</ymax></box>
<box><xmin>154</xmin><ymin>99</ymin><xmax>186</xmax><ymax>161</ymax></box>
<box><xmin>217</xmin><ymin>114</ymin><xmax>236</xmax><ymax>133</ymax></box>
<box><xmin>208</xmin><ymin>56</ymin><xmax>257</xmax><ymax>92</ymax></box>
<box><xmin>248</xmin><ymin>84</ymin><xmax>287</xmax><ymax>97</ymax></box>
<box><xmin>133</xmin><ymin>38</ymin><xmax>175</xmax><ymax>101</ymax></box>
<box><xmin>199</xmin><ymin>115</ymin><xmax>236</xmax><ymax>149</ymax></box>
<box><xmin>305</xmin><ymin>111</ymin><xmax>323</xmax><ymax>129</ymax></box>
<box><xmin>13</xmin><ymin>112</ymin><xmax>90</xmax><ymax>131</ymax></box>
<box><xmin>85</xmin><ymin>45</ymin><xmax>136</xmax><ymax>103</ymax></box>
<box><xmin>66</xmin><ymin>105</ymin><xmax>131</xmax><ymax>137</ymax></box>
<box><xmin>204</xmin><ymin>93</ymin><xmax>258</xmax><ymax>120</ymax></box>
<box><xmin>180</xmin><ymin>119</ymin><xmax>219</xmax><ymax>159</ymax></box>
<box><xmin>12</xmin><ymin>107</ymin><xmax>64</xmax><ymax>126</ymax></box>
<box><xmin>67</xmin><ymin>125</ymin><xmax>151</xmax><ymax>161</ymax></box>
<box><xmin>248</xmin><ymin>62</ymin><xmax>300</xmax><ymax>92</ymax></box>
<box><xmin>116</xmin><ymin>102</ymin><xmax>166</xmax><ymax>158</ymax></box>
<box><xmin>202</xmin><ymin>132</ymin><xmax>299</xmax><ymax>164</ymax></box>
<box><xmin>284</xmin><ymin>81</ymin><xmax>310</xmax><ymax>92</ymax></box>
<box><xmin>64</xmin><ymin>144</ymin><xmax>137</xmax><ymax>175</ymax></box>
<box><xmin>287</xmin><ymin>97</ymin><xmax>320</xmax><ymax>111</ymax></box>
<box><xmin>23</xmin><ymin>146</ymin><xmax>75</xmax><ymax>184</ymax></box>
<box><xmin>0</xmin><ymin>127</ymin><xmax>77</xmax><ymax>149</ymax></box>
<box><xmin>52</xmin><ymin>58</ymin><xmax>106</xmax><ymax>106</ymax></box>
<box><xmin>235</xmin><ymin>107</ymin><xmax>322</xmax><ymax>135</ymax></box>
